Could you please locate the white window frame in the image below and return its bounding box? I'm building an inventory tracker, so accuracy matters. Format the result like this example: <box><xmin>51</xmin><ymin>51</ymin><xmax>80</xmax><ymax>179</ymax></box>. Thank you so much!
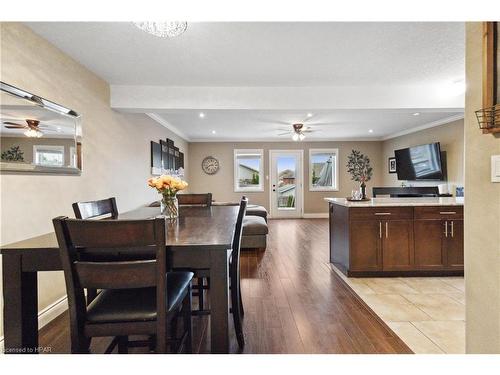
<box><xmin>33</xmin><ymin>145</ymin><xmax>65</xmax><ymax>167</ymax></box>
<box><xmin>309</xmin><ymin>148</ymin><xmax>339</xmax><ymax>192</ymax></box>
<box><xmin>234</xmin><ymin>149</ymin><xmax>264</xmax><ymax>192</ymax></box>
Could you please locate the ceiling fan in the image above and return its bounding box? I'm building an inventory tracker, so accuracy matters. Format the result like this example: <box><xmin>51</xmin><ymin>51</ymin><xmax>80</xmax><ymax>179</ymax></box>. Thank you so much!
<box><xmin>278</xmin><ymin>123</ymin><xmax>316</xmax><ymax>141</ymax></box>
<box><xmin>2</xmin><ymin>119</ymin><xmax>58</xmax><ymax>138</ymax></box>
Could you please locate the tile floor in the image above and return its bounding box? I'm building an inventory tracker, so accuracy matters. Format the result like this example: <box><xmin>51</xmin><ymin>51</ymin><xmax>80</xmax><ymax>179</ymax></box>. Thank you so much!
<box><xmin>330</xmin><ymin>266</ymin><xmax>465</xmax><ymax>354</ymax></box>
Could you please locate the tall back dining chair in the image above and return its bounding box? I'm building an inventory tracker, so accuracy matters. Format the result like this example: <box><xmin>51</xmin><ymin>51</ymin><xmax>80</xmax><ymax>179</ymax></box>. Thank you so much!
<box><xmin>72</xmin><ymin>197</ymin><xmax>119</xmax><ymax>305</ymax></box>
<box><xmin>230</xmin><ymin>196</ymin><xmax>248</xmax><ymax>348</ymax></box>
<box><xmin>53</xmin><ymin>216</ymin><xmax>193</xmax><ymax>354</ymax></box>
<box><xmin>177</xmin><ymin>192</ymin><xmax>212</xmax><ymax>313</ymax></box>
<box><xmin>72</xmin><ymin>197</ymin><xmax>118</xmax><ymax>220</ymax></box>
<box><xmin>177</xmin><ymin>193</ymin><xmax>212</xmax><ymax>207</ymax></box>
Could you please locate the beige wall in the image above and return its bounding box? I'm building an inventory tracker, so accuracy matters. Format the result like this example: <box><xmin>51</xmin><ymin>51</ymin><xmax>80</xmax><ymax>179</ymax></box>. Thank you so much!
<box><xmin>0</xmin><ymin>23</ymin><xmax>188</xmax><ymax>337</ymax></box>
<box><xmin>381</xmin><ymin>119</ymin><xmax>464</xmax><ymax>192</ymax></box>
<box><xmin>188</xmin><ymin>141</ymin><xmax>383</xmax><ymax>214</ymax></box>
<box><xmin>464</xmin><ymin>23</ymin><xmax>500</xmax><ymax>353</ymax></box>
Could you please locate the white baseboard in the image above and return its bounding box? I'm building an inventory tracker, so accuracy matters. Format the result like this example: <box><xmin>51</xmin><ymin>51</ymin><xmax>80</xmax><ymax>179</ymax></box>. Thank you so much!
<box><xmin>0</xmin><ymin>295</ymin><xmax>67</xmax><ymax>354</ymax></box>
<box><xmin>302</xmin><ymin>213</ymin><xmax>329</xmax><ymax>219</ymax></box>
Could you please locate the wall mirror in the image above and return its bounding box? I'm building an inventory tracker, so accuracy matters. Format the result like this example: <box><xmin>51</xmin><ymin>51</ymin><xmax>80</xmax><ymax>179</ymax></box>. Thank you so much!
<box><xmin>0</xmin><ymin>82</ymin><xmax>82</xmax><ymax>174</ymax></box>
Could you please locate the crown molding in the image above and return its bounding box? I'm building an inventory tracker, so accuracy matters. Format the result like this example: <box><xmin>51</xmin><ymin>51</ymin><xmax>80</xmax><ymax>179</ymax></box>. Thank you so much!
<box><xmin>146</xmin><ymin>113</ymin><xmax>191</xmax><ymax>142</ymax></box>
<box><xmin>189</xmin><ymin>137</ymin><xmax>380</xmax><ymax>143</ymax></box>
<box><xmin>381</xmin><ymin>114</ymin><xmax>464</xmax><ymax>141</ymax></box>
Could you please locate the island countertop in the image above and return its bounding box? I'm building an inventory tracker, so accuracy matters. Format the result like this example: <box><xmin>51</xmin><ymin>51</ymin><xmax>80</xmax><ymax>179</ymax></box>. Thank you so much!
<box><xmin>324</xmin><ymin>197</ymin><xmax>464</xmax><ymax>207</ymax></box>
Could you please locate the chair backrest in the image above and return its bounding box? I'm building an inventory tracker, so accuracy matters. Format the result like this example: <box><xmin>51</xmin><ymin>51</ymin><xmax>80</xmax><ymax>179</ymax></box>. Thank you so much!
<box><xmin>230</xmin><ymin>197</ymin><xmax>248</xmax><ymax>282</ymax></box>
<box><xmin>52</xmin><ymin>216</ymin><xmax>168</xmax><ymax>340</ymax></box>
<box><xmin>177</xmin><ymin>193</ymin><xmax>212</xmax><ymax>207</ymax></box>
<box><xmin>72</xmin><ymin>197</ymin><xmax>119</xmax><ymax>219</ymax></box>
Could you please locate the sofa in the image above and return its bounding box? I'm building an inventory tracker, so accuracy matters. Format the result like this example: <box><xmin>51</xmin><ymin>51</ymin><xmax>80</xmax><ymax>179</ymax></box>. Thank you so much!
<box><xmin>212</xmin><ymin>202</ymin><xmax>268</xmax><ymax>251</ymax></box>
<box><xmin>241</xmin><ymin>205</ymin><xmax>268</xmax><ymax>251</ymax></box>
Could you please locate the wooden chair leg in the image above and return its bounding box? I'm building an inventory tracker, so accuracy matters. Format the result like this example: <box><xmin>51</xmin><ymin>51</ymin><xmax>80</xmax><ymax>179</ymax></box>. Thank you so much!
<box><xmin>117</xmin><ymin>336</ymin><xmax>128</xmax><ymax>354</ymax></box>
<box><xmin>197</xmin><ymin>277</ymin><xmax>204</xmax><ymax>310</ymax></box>
<box><xmin>183</xmin><ymin>285</ymin><xmax>193</xmax><ymax>353</ymax></box>
<box><xmin>231</xmin><ymin>278</ymin><xmax>245</xmax><ymax>348</ymax></box>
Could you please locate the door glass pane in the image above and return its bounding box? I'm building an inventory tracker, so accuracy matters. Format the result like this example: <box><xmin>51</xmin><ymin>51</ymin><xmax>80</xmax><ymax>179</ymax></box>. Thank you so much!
<box><xmin>277</xmin><ymin>156</ymin><xmax>296</xmax><ymax>209</ymax></box>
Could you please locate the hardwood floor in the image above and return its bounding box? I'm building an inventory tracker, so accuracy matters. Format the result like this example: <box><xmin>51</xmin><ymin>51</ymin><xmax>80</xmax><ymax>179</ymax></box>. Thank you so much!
<box><xmin>38</xmin><ymin>219</ymin><xmax>412</xmax><ymax>354</ymax></box>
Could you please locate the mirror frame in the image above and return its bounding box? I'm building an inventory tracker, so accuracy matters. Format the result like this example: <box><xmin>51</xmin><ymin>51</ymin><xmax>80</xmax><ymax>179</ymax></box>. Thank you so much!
<box><xmin>0</xmin><ymin>81</ymin><xmax>82</xmax><ymax>175</ymax></box>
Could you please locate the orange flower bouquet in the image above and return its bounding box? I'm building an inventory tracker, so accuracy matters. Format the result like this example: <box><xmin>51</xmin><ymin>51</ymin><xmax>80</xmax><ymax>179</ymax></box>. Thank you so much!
<box><xmin>147</xmin><ymin>175</ymin><xmax>188</xmax><ymax>219</ymax></box>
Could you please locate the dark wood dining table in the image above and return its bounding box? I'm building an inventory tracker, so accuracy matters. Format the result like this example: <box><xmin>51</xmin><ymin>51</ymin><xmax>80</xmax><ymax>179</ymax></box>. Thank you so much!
<box><xmin>0</xmin><ymin>205</ymin><xmax>239</xmax><ymax>354</ymax></box>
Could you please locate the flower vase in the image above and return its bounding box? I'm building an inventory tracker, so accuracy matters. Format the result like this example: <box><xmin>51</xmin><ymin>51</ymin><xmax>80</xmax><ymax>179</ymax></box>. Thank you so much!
<box><xmin>161</xmin><ymin>195</ymin><xmax>179</xmax><ymax>219</ymax></box>
<box><xmin>360</xmin><ymin>183</ymin><xmax>367</xmax><ymax>200</ymax></box>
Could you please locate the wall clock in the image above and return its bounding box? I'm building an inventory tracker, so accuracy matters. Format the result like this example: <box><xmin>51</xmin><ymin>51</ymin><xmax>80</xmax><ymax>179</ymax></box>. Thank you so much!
<box><xmin>202</xmin><ymin>156</ymin><xmax>220</xmax><ymax>175</ymax></box>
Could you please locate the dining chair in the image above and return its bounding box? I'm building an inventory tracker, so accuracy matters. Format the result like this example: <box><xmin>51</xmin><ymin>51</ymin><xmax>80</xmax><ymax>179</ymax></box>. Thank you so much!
<box><xmin>72</xmin><ymin>197</ymin><xmax>119</xmax><ymax>304</ymax></box>
<box><xmin>229</xmin><ymin>196</ymin><xmax>248</xmax><ymax>348</ymax></box>
<box><xmin>53</xmin><ymin>216</ymin><xmax>193</xmax><ymax>354</ymax></box>
<box><xmin>177</xmin><ymin>193</ymin><xmax>212</xmax><ymax>313</ymax></box>
<box><xmin>72</xmin><ymin>197</ymin><xmax>119</xmax><ymax>220</ymax></box>
<box><xmin>177</xmin><ymin>193</ymin><xmax>212</xmax><ymax>207</ymax></box>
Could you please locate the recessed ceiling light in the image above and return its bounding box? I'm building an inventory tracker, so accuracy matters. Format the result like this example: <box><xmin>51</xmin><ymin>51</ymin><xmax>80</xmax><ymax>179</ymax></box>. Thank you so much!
<box><xmin>413</xmin><ymin>112</ymin><xmax>420</xmax><ymax>116</ymax></box>
<box><xmin>368</xmin><ymin>129</ymin><xmax>374</xmax><ymax>133</ymax></box>
<box><xmin>307</xmin><ymin>113</ymin><xmax>313</xmax><ymax>118</ymax></box>
<box><xmin>211</xmin><ymin>130</ymin><xmax>216</xmax><ymax>134</ymax></box>
<box><xmin>199</xmin><ymin>112</ymin><xmax>205</xmax><ymax>118</ymax></box>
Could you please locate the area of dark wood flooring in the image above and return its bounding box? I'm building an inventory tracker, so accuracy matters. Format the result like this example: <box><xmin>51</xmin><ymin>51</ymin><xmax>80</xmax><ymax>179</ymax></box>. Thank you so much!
<box><xmin>38</xmin><ymin>218</ymin><xmax>412</xmax><ymax>354</ymax></box>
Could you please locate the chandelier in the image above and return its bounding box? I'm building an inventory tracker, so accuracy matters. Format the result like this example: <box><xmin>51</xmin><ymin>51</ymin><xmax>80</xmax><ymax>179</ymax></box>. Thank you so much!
<box><xmin>133</xmin><ymin>22</ymin><xmax>187</xmax><ymax>38</ymax></box>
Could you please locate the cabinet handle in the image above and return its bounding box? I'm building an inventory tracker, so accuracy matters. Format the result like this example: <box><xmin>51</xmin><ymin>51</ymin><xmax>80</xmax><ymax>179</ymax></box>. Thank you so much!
<box><xmin>375</xmin><ymin>212</ymin><xmax>391</xmax><ymax>216</ymax></box>
<box><xmin>444</xmin><ymin>221</ymin><xmax>448</xmax><ymax>237</ymax></box>
<box><xmin>451</xmin><ymin>221</ymin><xmax>454</xmax><ymax>238</ymax></box>
<box><xmin>379</xmin><ymin>221</ymin><xmax>382</xmax><ymax>238</ymax></box>
<box><xmin>385</xmin><ymin>222</ymin><xmax>388</xmax><ymax>238</ymax></box>
<box><xmin>440</xmin><ymin>211</ymin><xmax>456</xmax><ymax>215</ymax></box>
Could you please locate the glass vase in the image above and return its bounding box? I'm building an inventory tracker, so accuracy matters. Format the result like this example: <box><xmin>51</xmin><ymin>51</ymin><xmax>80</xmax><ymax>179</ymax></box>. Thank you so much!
<box><xmin>161</xmin><ymin>195</ymin><xmax>179</xmax><ymax>219</ymax></box>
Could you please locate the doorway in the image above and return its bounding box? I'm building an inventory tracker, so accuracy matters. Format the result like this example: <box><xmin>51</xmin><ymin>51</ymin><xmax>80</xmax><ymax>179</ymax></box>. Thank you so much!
<box><xmin>269</xmin><ymin>150</ymin><xmax>303</xmax><ymax>218</ymax></box>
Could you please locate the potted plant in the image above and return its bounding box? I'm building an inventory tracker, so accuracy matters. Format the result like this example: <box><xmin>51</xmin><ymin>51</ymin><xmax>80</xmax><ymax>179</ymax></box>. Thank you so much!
<box><xmin>346</xmin><ymin>149</ymin><xmax>373</xmax><ymax>199</ymax></box>
<box><xmin>147</xmin><ymin>175</ymin><xmax>188</xmax><ymax>219</ymax></box>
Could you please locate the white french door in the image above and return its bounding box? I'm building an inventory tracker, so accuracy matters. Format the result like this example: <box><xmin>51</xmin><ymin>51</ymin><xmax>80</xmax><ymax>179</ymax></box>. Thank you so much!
<box><xmin>269</xmin><ymin>150</ymin><xmax>303</xmax><ymax>218</ymax></box>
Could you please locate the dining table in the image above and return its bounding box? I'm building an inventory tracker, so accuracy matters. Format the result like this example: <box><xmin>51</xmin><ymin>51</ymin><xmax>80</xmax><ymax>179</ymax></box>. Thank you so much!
<box><xmin>0</xmin><ymin>204</ymin><xmax>239</xmax><ymax>354</ymax></box>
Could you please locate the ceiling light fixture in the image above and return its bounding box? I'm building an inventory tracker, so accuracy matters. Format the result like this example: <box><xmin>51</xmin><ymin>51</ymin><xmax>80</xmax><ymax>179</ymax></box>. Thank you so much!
<box><xmin>133</xmin><ymin>22</ymin><xmax>187</xmax><ymax>38</ymax></box>
<box><xmin>211</xmin><ymin>130</ymin><xmax>216</xmax><ymax>134</ymax></box>
<box><xmin>199</xmin><ymin>112</ymin><xmax>205</xmax><ymax>119</ymax></box>
<box><xmin>24</xmin><ymin>129</ymin><xmax>42</xmax><ymax>138</ymax></box>
<box><xmin>299</xmin><ymin>133</ymin><xmax>306</xmax><ymax>141</ymax></box>
<box><xmin>368</xmin><ymin>129</ymin><xmax>374</xmax><ymax>133</ymax></box>
<box><xmin>307</xmin><ymin>113</ymin><xmax>313</xmax><ymax>118</ymax></box>
<box><xmin>413</xmin><ymin>112</ymin><xmax>420</xmax><ymax>116</ymax></box>
<box><xmin>292</xmin><ymin>133</ymin><xmax>299</xmax><ymax>141</ymax></box>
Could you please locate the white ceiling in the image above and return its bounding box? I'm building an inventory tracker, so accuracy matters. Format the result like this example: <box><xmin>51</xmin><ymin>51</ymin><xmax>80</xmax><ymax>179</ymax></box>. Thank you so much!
<box><xmin>24</xmin><ymin>22</ymin><xmax>465</xmax><ymax>141</ymax></box>
<box><xmin>26</xmin><ymin>22</ymin><xmax>464</xmax><ymax>87</ymax></box>
<box><xmin>152</xmin><ymin>109</ymin><xmax>463</xmax><ymax>141</ymax></box>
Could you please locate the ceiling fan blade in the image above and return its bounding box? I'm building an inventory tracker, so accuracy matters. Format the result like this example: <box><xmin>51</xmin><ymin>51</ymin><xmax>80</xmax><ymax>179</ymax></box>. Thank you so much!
<box><xmin>277</xmin><ymin>132</ymin><xmax>291</xmax><ymax>136</ymax></box>
<box><xmin>3</xmin><ymin>121</ymin><xmax>25</xmax><ymax>126</ymax></box>
<box><xmin>4</xmin><ymin>125</ymin><xmax>27</xmax><ymax>129</ymax></box>
<box><xmin>302</xmin><ymin>130</ymin><xmax>315</xmax><ymax>133</ymax></box>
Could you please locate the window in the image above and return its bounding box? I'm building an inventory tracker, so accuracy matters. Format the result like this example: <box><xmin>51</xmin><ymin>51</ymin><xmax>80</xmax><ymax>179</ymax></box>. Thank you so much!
<box><xmin>309</xmin><ymin>148</ymin><xmax>339</xmax><ymax>191</ymax></box>
<box><xmin>234</xmin><ymin>149</ymin><xmax>264</xmax><ymax>192</ymax></box>
<box><xmin>33</xmin><ymin>145</ymin><xmax>65</xmax><ymax>167</ymax></box>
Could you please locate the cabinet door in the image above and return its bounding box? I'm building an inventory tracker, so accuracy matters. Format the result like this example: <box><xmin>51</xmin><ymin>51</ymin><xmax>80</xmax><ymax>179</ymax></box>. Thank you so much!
<box><xmin>349</xmin><ymin>220</ymin><xmax>382</xmax><ymax>271</ymax></box>
<box><xmin>445</xmin><ymin>219</ymin><xmax>464</xmax><ymax>268</ymax></box>
<box><xmin>414</xmin><ymin>220</ymin><xmax>445</xmax><ymax>269</ymax></box>
<box><xmin>382</xmin><ymin>220</ymin><xmax>414</xmax><ymax>270</ymax></box>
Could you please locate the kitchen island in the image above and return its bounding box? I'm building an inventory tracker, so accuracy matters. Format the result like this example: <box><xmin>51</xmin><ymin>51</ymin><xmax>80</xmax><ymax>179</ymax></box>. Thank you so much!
<box><xmin>326</xmin><ymin>197</ymin><xmax>464</xmax><ymax>277</ymax></box>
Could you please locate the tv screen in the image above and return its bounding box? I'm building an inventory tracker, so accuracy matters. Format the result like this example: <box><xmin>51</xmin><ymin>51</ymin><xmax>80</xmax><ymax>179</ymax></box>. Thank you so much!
<box><xmin>395</xmin><ymin>142</ymin><xmax>444</xmax><ymax>181</ymax></box>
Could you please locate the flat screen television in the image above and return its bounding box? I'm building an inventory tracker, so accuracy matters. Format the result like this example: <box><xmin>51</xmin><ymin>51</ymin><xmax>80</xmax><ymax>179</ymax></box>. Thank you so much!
<box><xmin>395</xmin><ymin>142</ymin><xmax>445</xmax><ymax>181</ymax></box>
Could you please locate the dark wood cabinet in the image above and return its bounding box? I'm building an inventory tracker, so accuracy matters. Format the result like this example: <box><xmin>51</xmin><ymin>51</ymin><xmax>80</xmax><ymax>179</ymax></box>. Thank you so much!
<box><xmin>329</xmin><ymin>203</ymin><xmax>464</xmax><ymax>277</ymax></box>
<box><xmin>349</xmin><ymin>220</ymin><xmax>382</xmax><ymax>271</ymax></box>
<box><xmin>445</xmin><ymin>219</ymin><xmax>464</xmax><ymax>268</ymax></box>
<box><xmin>414</xmin><ymin>219</ymin><xmax>445</xmax><ymax>269</ymax></box>
<box><xmin>382</xmin><ymin>219</ymin><xmax>414</xmax><ymax>271</ymax></box>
